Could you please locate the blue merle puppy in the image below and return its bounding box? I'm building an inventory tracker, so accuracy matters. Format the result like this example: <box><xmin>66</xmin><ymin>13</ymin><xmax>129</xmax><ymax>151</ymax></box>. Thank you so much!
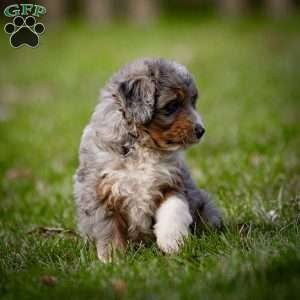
<box><xmin>74</xmin><ymin>58</ymin><xmax>221</xmax><ymax>262</ymax></box>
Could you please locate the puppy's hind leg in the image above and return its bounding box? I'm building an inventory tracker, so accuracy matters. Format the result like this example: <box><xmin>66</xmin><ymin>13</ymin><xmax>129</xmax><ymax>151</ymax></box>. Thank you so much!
<box><xmin>154</xmin><ymin>194</ymin><xmax>193</xmax><ymax>253</ymax></box>
<box><xmin>191</xmin><ymin>189</ymin><xmax>222</xmax><ymax>229</ymax></box>
<box><xmin>180</xmin><ymin>163</ymin><xmax>221</xmax><ymax>229</ymax></box>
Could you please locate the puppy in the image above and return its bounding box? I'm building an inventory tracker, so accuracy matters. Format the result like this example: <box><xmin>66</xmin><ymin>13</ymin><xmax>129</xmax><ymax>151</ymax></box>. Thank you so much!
<box><xmin>74</xmin><ymin>58</ymin><xmax>221</xmax><ymax>262</ymax></box>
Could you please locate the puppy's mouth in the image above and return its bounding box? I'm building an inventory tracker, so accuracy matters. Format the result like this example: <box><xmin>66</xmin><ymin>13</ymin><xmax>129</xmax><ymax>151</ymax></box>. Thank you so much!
<box><xmin>164</xmin><ymin>126</ymin><xmax>205</xmax><ymax>149</ymax></box>
<box><xmin>165</xmin><ymin>136</ymin><xmax>202</xmax><ymax>149</ymax></box>
<box><xmin>140</xmin><ymin>124</ymin><xmax>203</xmax><ymax>152</ymax></box>
<box><xmin>152</xmin><ymin>133</ymin><xmax>203</xmax><ymax>151</ymax></box>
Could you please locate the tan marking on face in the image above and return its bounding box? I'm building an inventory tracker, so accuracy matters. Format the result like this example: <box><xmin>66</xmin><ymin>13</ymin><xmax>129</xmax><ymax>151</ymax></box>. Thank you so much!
<box><xmin>145</xmin><ymin>109</ymin><xmax>195</xmax><ymax>148</ymax></box>
<box><xmin>164</xmin><ymin>110</ymin><xmax>194</xmax><ymax>144</ymax></box>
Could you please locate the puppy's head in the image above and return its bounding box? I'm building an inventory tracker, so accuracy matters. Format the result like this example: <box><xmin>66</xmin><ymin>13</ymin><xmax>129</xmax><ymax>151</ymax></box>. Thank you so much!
<box><xmin>116</xmin><ymin>58</ymin><xmax>205</xmax><ymax>151</ymax></box>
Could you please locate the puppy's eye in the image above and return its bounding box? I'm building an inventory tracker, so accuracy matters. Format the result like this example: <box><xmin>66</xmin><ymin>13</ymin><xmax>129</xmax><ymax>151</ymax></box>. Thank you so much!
<box><xmin>162</xmin><ymin>100</ymin><xmax>180</xmax><ymax>116</ymax></box>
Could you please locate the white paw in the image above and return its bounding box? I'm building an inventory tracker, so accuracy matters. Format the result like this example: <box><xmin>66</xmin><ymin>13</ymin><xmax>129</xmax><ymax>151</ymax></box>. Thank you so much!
<box><xmin>154</xmin><ymin>195</ymin><xmax>193</xmax><ymax>253</ymax></box>
<box><xmin>96</xmin><ymin>242</ymin><xmax>112</xmax><ymax>263</ymax></box>
<box><xmin>155</xmin><ymin>225</ymin><xmax>190</xmax><ymax>253</ymax></box>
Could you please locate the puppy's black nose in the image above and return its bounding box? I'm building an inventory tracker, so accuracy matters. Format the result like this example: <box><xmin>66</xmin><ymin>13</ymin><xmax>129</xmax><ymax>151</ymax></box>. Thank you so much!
<box><xmin>195</xmin><ymin>124</ymin><xmax>205</xmax><ymax>139</ymax></box>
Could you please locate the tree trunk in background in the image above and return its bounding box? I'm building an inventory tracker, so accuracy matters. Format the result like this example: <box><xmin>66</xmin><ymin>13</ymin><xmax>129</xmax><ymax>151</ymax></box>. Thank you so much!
<box><xmin>265</xmin><ymin>0</ymin><xmax>293</xmax><ymax>18</ymax></box>
<box><xmin>217</xmin><ymin>0</ymin><xmax>248</xmax><ymax>16</ymax></box>
<box><xmin>128</xmin><ymin>0</ymin><xmax>160</xmax><ymax>23</ymax></box>
<box><xmin>84</xmin><ymin>0</ymin><xmax>113</xmax><ymax>23</ymax></box>
<box><xmin>40</xmin><ymin>0</ymin><xmax>66</xmax><ymax>23</ymax></box>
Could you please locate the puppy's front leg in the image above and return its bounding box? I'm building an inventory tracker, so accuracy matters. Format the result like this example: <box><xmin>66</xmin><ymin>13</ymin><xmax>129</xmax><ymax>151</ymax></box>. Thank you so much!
<box><xmin>154</xmin><ymin>194</ymin><xmax>193</xmax><ymax>253</ymax></box>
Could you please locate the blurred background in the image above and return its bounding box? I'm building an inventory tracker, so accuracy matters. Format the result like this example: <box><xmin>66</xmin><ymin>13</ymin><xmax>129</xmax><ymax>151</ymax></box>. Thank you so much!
<box><xmin>1</xmin><ymin>0</ymin><xmax>300</xmax><ymax>22</ymax></box>
<box><xmin>0</xmin><ymin>1</ymin><xmax>300</xmax><ymax>298</ymax></box>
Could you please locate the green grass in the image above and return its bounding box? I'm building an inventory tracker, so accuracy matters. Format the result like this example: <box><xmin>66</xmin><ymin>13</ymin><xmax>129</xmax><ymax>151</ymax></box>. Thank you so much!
<box><xmin>1</xmin><ymin>17</ymin><xmax>300</xmax><ymax>300</ymax></box>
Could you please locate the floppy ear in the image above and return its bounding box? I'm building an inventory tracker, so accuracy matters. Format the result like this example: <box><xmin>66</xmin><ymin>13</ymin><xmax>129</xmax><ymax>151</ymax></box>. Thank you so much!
<box><xmin>119</xmin><ymin>77</ymin><xmax>156</xmax><ymax>124</ymax></box>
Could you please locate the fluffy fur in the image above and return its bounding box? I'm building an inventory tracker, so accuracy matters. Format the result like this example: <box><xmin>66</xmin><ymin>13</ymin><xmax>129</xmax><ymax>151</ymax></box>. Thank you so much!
<box><xmin>154</xmin><ymin>194</ymin><xmax>193</xmax><ymax>253</ymax></box>
<box><xmin>74</xmin><ymin>58</ymin><xmax>221</xmax><ymax>262</ymax></box>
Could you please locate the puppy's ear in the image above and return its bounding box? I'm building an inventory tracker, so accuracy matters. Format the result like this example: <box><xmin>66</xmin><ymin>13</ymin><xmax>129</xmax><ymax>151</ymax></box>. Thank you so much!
<box><xmin>119</xmin><ymin>77</ymin><xmax>156</xmax><ymax>124</ymax></box>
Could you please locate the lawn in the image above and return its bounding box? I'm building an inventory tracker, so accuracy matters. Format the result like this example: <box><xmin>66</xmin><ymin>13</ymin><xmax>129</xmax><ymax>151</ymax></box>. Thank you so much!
<box><xmin>0</xmin><ymin>17</ymin><xmax>300</xmax><ymax>300</ymax></box>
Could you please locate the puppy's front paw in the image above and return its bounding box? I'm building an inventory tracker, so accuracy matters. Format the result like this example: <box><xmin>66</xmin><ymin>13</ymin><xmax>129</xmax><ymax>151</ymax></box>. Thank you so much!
<box><xmin>155</xmin><ymin>225</ymin><xmax>189</xmax><ymax>253</ymax></box>
<box><xmin>96</xmin><ymin>243</ymin><xmax>112</xmax><ymax>263</ymax></box>
<box><xmin>154</xmin><ymin>195</ymin><xmax>193</xmax><ymax>253</ymax></box>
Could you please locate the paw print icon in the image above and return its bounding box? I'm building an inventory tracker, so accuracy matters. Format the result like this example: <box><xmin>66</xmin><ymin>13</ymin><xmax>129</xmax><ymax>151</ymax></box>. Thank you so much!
<box><xmin>4</xmin><ymin>16</ymin><xmax>45</xmax><ymax>48</ymax></box>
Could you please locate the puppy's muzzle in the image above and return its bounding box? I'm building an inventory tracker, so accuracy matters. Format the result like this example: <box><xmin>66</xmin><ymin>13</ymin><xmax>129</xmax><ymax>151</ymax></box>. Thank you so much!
<box><xmin>194</xmin><ymin>124</ymin><xmax>205</xmax><ymax>139</ymax></box>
